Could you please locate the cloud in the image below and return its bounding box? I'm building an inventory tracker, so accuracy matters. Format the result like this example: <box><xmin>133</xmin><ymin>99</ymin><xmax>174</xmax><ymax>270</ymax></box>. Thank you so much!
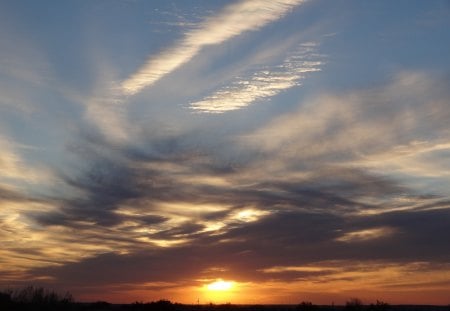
<box><xmin>1</xmin><ymin>0</ymin><xmax>450</xmax><ymax>303</ymax></box>
<box><xmin>79</xmin><ymin>0</ymin><xmax>312</xmax><ymax>145</ymax></box>
<box><xmin>335</xmin><ymin>227</ymin><xmax>397</xmax><ymax>243</ymax></box>
<box><xmin>239</xmin><ymin>72</ymin><xmax>450</xmax><ymax>175</ymax></box>
<box><xmin>189</xmin><ymin>42</ymin><xmax>322</xmax><ymax>113</ymax></box>
<box><xmin>261</xmin><ymin>265</ymin><xmax>340</xmax><ymax>273</ymax></box>
<box><xmin>84</xmin><ymin>88</ymin><xmax>131</xmax><ymax>144</ymax></box>
<box><xmin>2</xmin><ymin>69</ymin><xmax>450</xmax><ymax>303</ymax></box>
<box><xmin>254</xmin><ymin>261</ymin><xmax>450</xmax><ymax>304</ymax></box>
<box><xmin>121</xmin><ymin>0</ymin><xmax>305</xmax><ymax>95</ymax></box>
<box><xmin>0</xmin><ymin>193</ymin><xmax>68</xmax><ymax>278</ymax></box>
<box><xmin>0</xmin><ymin>135</ymin><xmax>53</xmax><ymax>184</ymax></box>
<box><xmin>0</xmin><ymin>12</ymin><xmax>60</xmax><ymax>118</ymax></box>
<box><xmin>28</xmin><ymin>206</ymin><xmax>450</xmax><ymax>302</ymax></box>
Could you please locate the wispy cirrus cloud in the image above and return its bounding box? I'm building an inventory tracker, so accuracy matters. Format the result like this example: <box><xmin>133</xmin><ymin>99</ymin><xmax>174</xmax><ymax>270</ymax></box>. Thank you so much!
<box><xmin>83</xmin><ymin>0</ymin><xmax>308</xmax><ymax>144</ymax></box>
<box><xmin>0</xmin><ymin>135</ymin><xmax>53</xmax><ymax>185</ymax></box>
<box><xmin>189</xmin><ymin>42</ymin><xmax>322</xmax><ymax>113</ymax></box>
<box><xmin>121</xmin><ymin>0</ymin><xmax>305</xmax><ymax>95</ymax></box>
<box><xmin>335</xmin><ymin>227</ymin><xmax>397</xmax><ymax>243</ymax></box>
<box><xmin>256</xmin><ymin>261</ymin><xmax>450</xmax><ymax>302</ymax></box>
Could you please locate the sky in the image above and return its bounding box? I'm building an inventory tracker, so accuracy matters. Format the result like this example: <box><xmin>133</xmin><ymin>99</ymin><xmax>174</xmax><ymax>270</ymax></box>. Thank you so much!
<box><xmin>1</xmin><ymin>0</ymin><xmax>450</xmax><ymax>306</ymax></box>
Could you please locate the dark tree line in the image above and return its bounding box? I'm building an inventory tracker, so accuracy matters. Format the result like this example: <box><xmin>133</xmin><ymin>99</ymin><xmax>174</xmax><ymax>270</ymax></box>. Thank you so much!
<box><xmin>1</xmin><ymin>286</ymin><xmax>449</xmax><ymax>311</ymax></box>
<box><xmin>0</xmin><ymin>286</ymin><xmax>73</xmax><ymax>310</ymax></box>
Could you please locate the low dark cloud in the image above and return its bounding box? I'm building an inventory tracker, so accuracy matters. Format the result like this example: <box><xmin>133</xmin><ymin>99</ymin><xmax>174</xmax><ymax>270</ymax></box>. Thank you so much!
<box><xmin>22</xmin><ymin>140</ymin><xmax>450</xmax><ymax>291</ymax></box>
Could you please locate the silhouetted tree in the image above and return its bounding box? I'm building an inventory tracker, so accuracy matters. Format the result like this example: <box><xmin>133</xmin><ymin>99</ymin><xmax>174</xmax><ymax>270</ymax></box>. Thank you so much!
<box><xmin>0</xmin><ymin>290</ymin><xmax>12</xmax><ymax>308</ymax></box>
<box><xmin>368</xmin><ymin>300</ymin><xmax>390</xmax><ymax>311</ymax></box>
<box><xmin>0</xmin><ymin>286</ymin><xmax>74</xmax><ymax>311</ymax></box>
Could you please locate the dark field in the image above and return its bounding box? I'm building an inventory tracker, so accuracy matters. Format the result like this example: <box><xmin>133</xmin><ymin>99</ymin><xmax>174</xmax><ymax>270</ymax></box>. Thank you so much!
<box><xmin>1</xmin><ymin>301</ymin><xmax>449</xmax><ymax>311</ymax></box>
<box><xmin>66</xmin><ymin>303</ymin><xmax>450</xmax><ymax>311</ymax></box>
<box><xmin>1</xmin><ymin>287</ymin><xmax>449</xmax><ymax>311</ymax></box>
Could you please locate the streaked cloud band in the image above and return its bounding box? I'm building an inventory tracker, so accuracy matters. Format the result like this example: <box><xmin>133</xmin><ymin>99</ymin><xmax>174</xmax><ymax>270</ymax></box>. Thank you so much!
<box><xmin>121</xmin><ymin>0</ymin><xmax>304</xmax><ymax>95</ymax></box>
<box><xmin>189</xmin><ymin>43</ymin><xmax>322</xmax><ymax>113</ymax></box>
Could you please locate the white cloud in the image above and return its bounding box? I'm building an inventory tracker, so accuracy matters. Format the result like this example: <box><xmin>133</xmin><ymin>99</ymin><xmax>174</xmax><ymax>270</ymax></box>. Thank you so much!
<box><xmin>241</xmin><ymin>71</ymin><xmax>450</xmax><ymax>161</ymax></box>
<box><xmin>78</xmin><ymin>58</ymin><xmax>134</xmax><ymax>144</ymax></box>
<box><xmin>233</xmin><ymin>71</ymin><xmax>450</xmax><ymax>202</ymax></box>
<box><xmin>354</xmin><ymin>140</ymin><xmax>450</xmax><ymax>180</ymax></box>
<box><xmin>85</xmin><ymin>89</ymin><xmax>131</xmax><ymax>143</ymax></box>
<box><xmin>0</xmin><ymin>135</ymin><xmax>53</xmax><ymax>184</ymax></box>
<box><xmin>336</xmin><ymin>227</ymin><xmax>397</xmax><ymax>243</ymax></box>
<box><xmin>82</xmin><ymin>0</ymin><xmax>308</xmax><ymax>144</ymax></box>
<box><xmin>261</xmin><ymin>265</ymin><xmax>339</xmax><ymax>273</ymax></box>
<box><xmin>121</xmin><ymin>0</ymin><xmax>304</xmax><ymax>95</ymax></box>
<box><xmin>189</xmin><ymin>43</ymin><xmax>322</xmax><ymax>113</ymax></box>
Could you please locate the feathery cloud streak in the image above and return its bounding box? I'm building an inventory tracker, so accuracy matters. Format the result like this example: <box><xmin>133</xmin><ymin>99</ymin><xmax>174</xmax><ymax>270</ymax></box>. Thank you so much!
<box><xmin>190</xmin><ymin>43</ymin><xmax>322</xmax><ymax>113</ymax></box>
<box><xmin>121</xmin><ymin>0</ymin><xmax>304</xmax><ymax>95</ymax></box>
<box><xmin>0</xmin><ymin>136</ymin><xmax>52</xmax><ymax>184</ymax></box>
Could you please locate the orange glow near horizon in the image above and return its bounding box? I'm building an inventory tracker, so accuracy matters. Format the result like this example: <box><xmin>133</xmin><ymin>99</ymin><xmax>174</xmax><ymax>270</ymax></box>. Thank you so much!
<box><xmin>70</xmin><ymin>263</ymin><xmax>450</xmax><ymax>306</ymax></box>
<box><xmin>198</xmin><ymin>279</ymin><xmax>240</xmax><ymax>304</ymax></box>
<box><xmin>75</xmin><ymin>278</ymin><xmax>450</xmax><ymax>306</ymax></box>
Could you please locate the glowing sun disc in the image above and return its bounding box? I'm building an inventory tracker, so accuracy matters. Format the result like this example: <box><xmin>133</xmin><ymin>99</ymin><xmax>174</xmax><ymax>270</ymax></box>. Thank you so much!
<box><xmin>207</xmin><ymin>279</ymin><xmax>234</xmax><ymax>291</ymax></box>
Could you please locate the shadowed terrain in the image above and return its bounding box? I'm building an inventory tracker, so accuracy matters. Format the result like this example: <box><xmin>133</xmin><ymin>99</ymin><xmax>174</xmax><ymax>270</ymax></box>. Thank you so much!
<box><xmin>1</xmin><ymin>287</ymin><xmax>449</xmax><ymax>311</ymax></box>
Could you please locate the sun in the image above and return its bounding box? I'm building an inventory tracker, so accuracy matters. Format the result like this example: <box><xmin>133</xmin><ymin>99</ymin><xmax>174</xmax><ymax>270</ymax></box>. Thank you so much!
<box><xmin>206</xmin><ymin>279</ymin><xmax>234</xmax><ymax>291</ymax></box>
<box><xmin>200</xmin><ymin>279</ymin><xmax>240</xmax><ymax>304</ymax></box>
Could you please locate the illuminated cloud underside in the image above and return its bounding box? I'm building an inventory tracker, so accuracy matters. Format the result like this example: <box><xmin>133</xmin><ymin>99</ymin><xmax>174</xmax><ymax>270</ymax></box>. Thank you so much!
<box><xmin>190</xmin><ymin>43</ymin><xmax>322</xmax><ymax>113</ymax></box>
<box><xmin>256</xmin><ymin>261</ymin><xmax>450</xmax><ymax>297</ymax></box>
<box><xmin>335</xmin><ymin>227</ymin><xmax>396</xmax><ymax>242</ymax></box>
<box><xmin>0</xmin><ymin>136</ymin><xmax>52</xmax><ymax>184</ymax></box>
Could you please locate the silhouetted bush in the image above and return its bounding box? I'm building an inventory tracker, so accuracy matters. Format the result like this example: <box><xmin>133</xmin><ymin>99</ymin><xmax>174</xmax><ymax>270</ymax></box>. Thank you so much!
<box><xmin>296</xmin><ymin>301</ymin><xmax>319</xmax><ymax>311</ymax></box>
<box><xmin>125</xmin><ymin>299</ymin><xmax>178</xmax><ymax>311</ymax></box>
<box><xmin>368</xmin><ymin>300</ymin><xmax>390</xmax><ymax>311</ymax></box>
<box><xmin>0</xmin><ymin>290</ymin><xmax>12</xmax><ymax>301</ymax></box>
<box><xmin>345</xmin><ymin>298</ymin><xmax>364</xmax><ymax>311</ymax></box>
<box><xmin>11</xmin><ymin>286</ymin><xmax>73</xmax><ymax>304</ymax></box>
<box><xmin>89</xmin><ymin>300</ymin><xmax>112</xmax><ymax>310</ymax></box>
<box><xmin>152</xmin><ymin>299</ymin><xmax>177</xmax><ymax>311</ymax></box>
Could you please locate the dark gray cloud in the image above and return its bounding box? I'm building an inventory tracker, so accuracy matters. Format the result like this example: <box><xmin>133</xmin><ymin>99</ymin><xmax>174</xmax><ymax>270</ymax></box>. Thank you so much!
<box><xmin>0</xmin><ymin>186</ymin><xmax>22</xmax><ymax>201</ymax></box>
<box><xmin>24</xmin><ymin>130</ymin><xmax>450</xmax><ymax>284</ymax></box>
<box><xmin>31</xmin><ymin>206</ymin><xmax>450</xmax><ymax>289</ymax></box>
